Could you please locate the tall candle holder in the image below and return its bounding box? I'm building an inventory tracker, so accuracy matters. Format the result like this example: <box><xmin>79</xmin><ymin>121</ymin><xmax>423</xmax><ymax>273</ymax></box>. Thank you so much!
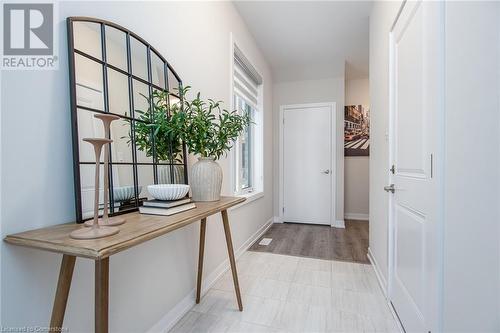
<box><xmin>71</xmin><ymin>138</ymin><xmax>120</xmax><ymax>239</ymax></box>
<box><xmin>84</xmin><ymin>114</ymin><xmax>126</xmax><ymax>227</ymax></box>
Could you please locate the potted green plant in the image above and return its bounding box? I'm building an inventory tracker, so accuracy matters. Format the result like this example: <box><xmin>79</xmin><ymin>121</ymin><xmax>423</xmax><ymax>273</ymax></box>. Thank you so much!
<box><xmin>129</xmin><ymin>91</ymin><xmax>185</xmax><ymax>184</ymax></box>
<box><xmin>172</xmin><ymin>86</ymin><xmax>251</xmax><ymax>201</ymax></box>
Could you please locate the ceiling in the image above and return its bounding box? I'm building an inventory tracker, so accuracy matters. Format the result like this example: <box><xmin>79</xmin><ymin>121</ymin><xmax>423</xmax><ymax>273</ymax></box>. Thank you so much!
<box><xmin>233</xmin><ymin>1</ymin><xmax>372</xmax><ymax>82</ymax></box>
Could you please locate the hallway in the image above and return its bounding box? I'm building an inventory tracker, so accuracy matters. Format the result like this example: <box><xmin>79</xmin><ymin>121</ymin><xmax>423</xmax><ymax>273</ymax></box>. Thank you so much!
<box><xmin>1</xmin><ymin>1</ymin><xmax>499</xmax><ymax>332</ymax></box>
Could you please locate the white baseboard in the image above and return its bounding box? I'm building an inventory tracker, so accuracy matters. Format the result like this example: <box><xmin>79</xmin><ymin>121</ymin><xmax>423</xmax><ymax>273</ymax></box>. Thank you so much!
<box><xmin>367</xmin><ymin>248</ymin><xmax>405</xmax><ymax>333</ymax></box>
<box><xmin>332</xmin><ymin>219</ymin><xmax>345</xmax><ymax>228</ymax></box>
<box><xmin>367</xmin><ymin>247</ymin><xmax>387</xmax><ymax>297</ymax></box>
<box><xmin>148</xmin><ymin>217</ymin><xmax>273</xmax><ymax>333</ymax></box>
<box><xmin>237</xmin><ymin>217</ymin><xmax>273</xmax><ymax>255</ymax></box>
<box><xmin>344</xmin><ymin>213</ymin><xmax>369</xmax><ymax>221</ymax></box>
<box><xmin>148</xmin><ymin>289</ymin><xmax>195</xmax><ymax>333</ymax></box>
<box><xmin>273</xmin><ymin>216</ymin><xmax>283</xmax><ymax>223</ymax></box>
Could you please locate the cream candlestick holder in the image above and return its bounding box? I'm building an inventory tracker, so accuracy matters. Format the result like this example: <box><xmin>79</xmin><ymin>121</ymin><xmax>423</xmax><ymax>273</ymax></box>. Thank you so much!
<box><xmin>84</xmin><ymin>114</ymin><xmax>126</xmax><ymax>227</ymax></box>
<box><xmin>71</xmin><ymin>138</ymin><xmax>119</xmax><ymax>239</ymax></box>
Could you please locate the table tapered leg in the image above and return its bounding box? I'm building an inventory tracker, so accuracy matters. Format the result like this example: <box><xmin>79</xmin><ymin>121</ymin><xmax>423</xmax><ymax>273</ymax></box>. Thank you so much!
<box><xmin>196</xmin><ymin>218</ymin><xmax>207</xmax><ymax>303</ymax></box>
<box><xmin>50</xmin><ymin>255</ymin><xmax>76</xmax><ymax>329</ymax></box>
<box><xmin>221</xmin><ymin>210</ymin><xmax>243</xmax><ymax>311</ymax></box>
<box><xmin>95</xmin><ymin>258</ymin><xmax>109</xmax><ymax>333</ymax></box>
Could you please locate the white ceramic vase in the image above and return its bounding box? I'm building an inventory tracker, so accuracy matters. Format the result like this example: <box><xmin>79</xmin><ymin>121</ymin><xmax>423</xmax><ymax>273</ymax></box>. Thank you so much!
<box><xmin>190</xmin><ymin>157</ymin><xmax>222</xmax><ymax>201</ymax></box>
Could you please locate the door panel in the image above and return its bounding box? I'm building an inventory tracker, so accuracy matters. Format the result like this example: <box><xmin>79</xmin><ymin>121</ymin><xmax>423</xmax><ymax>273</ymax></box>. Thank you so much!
<box><xmin>283</xmin><ymin>105</ymin><xmax>332</xmax><ymax>225</ymax></box>
<box><xmin>389</xmin><ymin>1</ymin><xmax>443</xmax><ymax>332</ymax></box>
<box><xmin>395</xmin><ymin>204</ymin><xmax>425</xmax><ymax>313</ymax></box>
<box><xmin>395</xmin><ymin>6</ymin><xmax>426</xmax><ymax>177</ymax></box>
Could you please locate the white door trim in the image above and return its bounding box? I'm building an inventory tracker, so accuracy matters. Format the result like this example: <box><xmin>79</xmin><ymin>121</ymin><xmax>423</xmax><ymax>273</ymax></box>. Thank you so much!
<box><xmin>387</xmin><ymin>0</ymin><xmax>405</xmax><ymax>309</ymax></box>
<box><xmin>278</xmin><ymin>102</ymin><xmax>337</xmax><ymax>227</ymax></box>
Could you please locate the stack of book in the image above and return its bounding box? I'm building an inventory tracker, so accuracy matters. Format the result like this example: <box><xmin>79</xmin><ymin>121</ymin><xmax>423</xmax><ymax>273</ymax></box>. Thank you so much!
<box><xmin>139</xmin><ymin>197</ymin><xmax>196</xmax><ymax>216</ymax></box>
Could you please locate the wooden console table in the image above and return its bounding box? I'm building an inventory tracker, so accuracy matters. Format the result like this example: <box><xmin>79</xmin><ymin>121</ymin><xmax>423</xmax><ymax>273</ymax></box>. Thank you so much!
<box><xmin>4</xmin><ymin>196</ymin><xmax>245</xmax><ymax>332</ymax></box>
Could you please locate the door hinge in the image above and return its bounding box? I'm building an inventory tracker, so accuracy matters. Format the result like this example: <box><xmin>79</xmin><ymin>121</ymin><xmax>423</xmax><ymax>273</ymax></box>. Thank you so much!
<box><xmin>390</xmin><ymin>164</ymin><xmax>395</xmax><ymax>174</ymax></box>
<box><xmin>282</xmin><ymin>207</ymin><xmax>285</xmax><ymax>213</ymax></box>
<box><xmin>283</xmin><ymin>117</ymin><xmax>285</xmax><ymax>125</ymax></box>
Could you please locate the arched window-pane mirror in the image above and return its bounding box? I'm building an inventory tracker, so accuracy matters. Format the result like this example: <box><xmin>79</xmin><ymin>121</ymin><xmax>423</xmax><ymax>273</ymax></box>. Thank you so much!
<box><xmin>67</xmin><ymin>17</ymin><xmax>188</xmax><ymax>223</ymax></box>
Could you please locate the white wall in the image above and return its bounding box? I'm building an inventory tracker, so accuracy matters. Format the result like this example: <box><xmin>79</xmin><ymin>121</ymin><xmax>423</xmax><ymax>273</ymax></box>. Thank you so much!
<box><xmin>442</xmin><ymin>2</ymin><xmax>500</xmax><ymax>331</ymax></box>
<box><xmin>1</xmin><ymin>2</ymin><xmax>273</xmax><ymax>332</ymax></box>
<box><xmin>368</xmin><ymin>0</ymin><xmax>402</xmax><ymax>284</ymax></box>
<box><xmin>272</xmin><ymin>77</ymin><xmax>345</xmax><ymax>223</ymax></box>
<box><xmin>344</xmin><ymin>78</ymin><xmax>369</xmax><ymax>220</ymax></box>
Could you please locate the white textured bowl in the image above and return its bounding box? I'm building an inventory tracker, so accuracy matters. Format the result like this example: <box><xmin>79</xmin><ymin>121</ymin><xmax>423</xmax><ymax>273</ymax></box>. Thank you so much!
<box><xmin>113</xmin><ymin>186</ymin><xmax>142</xmax><ymax>202</ymax></box>
<box><xmin>147</xmin><ymin>184</ymin><xmax>190</xmax><ymax>201</ymax></box>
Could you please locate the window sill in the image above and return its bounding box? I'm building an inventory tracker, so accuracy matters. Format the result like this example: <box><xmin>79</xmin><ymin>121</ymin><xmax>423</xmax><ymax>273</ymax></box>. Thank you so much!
<box><xmin>228</xmin><ymin>191</ymin><xmax>264</xmax><ymax>211</ymax></box>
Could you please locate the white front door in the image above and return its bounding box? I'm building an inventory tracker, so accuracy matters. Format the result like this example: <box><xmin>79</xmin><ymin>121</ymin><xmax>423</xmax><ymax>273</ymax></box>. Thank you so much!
<box><xmin>281</xmin><ymin>103</ymin><xmax>335</xmax><ymax>225</ymax></box>
<box><xmin>389</xmin><ymin>1</ymin><xmax>443</xmax><ymax>332</ymax></box>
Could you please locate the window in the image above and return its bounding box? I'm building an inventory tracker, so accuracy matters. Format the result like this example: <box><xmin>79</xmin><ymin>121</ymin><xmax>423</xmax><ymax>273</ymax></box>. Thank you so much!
<box><xmin>234</xmin><ymin>95</ymin><xmax>254</xmax><ymax>191</ymax></box>
<box><xmin>232</xmin><ymin>45</ymin><xmax>263</xmax><ymax>195</ymax></box>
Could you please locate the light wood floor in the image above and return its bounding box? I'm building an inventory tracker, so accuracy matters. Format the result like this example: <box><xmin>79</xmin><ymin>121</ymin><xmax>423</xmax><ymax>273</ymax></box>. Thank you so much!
<box><xmin>171</xmin><ymin>251</ymin><xmax>398</xmax><ymax>332</ymax></box>
<box><xmin>249</xmin><ymin>221</ymin><xmax>369</xmax><ymax>264</ymax></box>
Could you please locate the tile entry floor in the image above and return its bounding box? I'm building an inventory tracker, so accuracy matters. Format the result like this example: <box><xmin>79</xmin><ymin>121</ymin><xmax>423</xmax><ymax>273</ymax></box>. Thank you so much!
<box><xmin>171</xmin><ymin>252</ymin><xmax>399</xmax><ymax>332</ymax></box>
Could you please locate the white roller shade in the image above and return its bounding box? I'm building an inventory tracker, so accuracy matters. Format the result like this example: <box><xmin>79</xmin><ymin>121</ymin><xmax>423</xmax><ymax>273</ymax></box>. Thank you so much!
<box><xmin>234</xmin><ymin>46</ymin><xmax>261</xmax><ymax>109</ymax></box>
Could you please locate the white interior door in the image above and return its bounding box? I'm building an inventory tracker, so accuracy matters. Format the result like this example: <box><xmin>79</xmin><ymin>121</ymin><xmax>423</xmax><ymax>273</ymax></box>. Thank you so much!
<box><xmin>389</xmin><ymin>1</ymin><xmax>443</xmax><ymax>332</ymax></box>
<box><xmin>282</xmin><ymin>104</ymin><xmax>335</xmax><ymax>225</ymax></box>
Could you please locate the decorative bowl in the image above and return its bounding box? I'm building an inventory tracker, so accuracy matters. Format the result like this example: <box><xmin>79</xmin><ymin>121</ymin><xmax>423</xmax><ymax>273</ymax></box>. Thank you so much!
<box><xmin>147</xmin><ymin>184</ymin><xmax>190</xmax><ymax>201</ymax></box>
<box><xmin>113</xmin><ymin>186</ymin><xmax>142</xmax><ymax>202</ymax></box>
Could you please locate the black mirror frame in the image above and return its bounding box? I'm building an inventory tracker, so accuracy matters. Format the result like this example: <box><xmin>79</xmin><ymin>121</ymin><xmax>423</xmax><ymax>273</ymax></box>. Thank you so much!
<box><xmin>67</xmin><ymin>17</ymin><xmax>189</xmax><ymax>223</ymax></box>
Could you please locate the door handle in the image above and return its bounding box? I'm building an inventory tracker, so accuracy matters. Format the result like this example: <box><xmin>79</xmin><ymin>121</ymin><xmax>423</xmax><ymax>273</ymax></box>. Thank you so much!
<box><xmin>322</xmin><ymin>170</ymin><xmax>330</xmax><ymax>174</ymax></box>
<box><xmin>384</xmin><ymin>184</ymin><xmax>395</xmax><ymax>193</ymax></box>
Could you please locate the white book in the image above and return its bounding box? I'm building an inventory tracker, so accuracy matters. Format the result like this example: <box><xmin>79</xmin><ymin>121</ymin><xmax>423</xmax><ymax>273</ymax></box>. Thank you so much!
<box><xmin>139</xmin><ymin>203</ymin><xmax>196</xmax><ymax>216</ymax></box>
